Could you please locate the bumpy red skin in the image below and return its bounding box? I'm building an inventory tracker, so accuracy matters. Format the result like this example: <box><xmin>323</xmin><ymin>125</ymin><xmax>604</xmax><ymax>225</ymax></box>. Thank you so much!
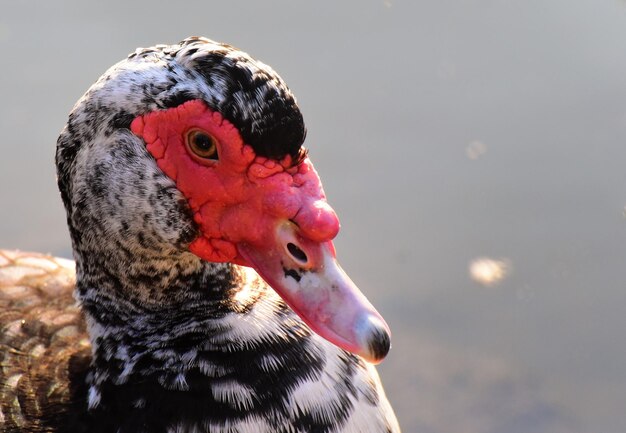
<box><xmin>131</xmin><ymin>99</ymin><xmax>391</xmax><ymax>364</ymax></box>
<box><xmin>130</xmin><ymin>100</ymin><xmax>340</xmax><ymax>265</ymax></box>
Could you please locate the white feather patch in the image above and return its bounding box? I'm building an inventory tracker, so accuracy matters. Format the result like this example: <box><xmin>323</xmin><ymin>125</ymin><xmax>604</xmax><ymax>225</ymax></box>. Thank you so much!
<box><xmin>210</xmin><ymin>380</ymin><xmax>256</xmax><ymax>410</ymax></box>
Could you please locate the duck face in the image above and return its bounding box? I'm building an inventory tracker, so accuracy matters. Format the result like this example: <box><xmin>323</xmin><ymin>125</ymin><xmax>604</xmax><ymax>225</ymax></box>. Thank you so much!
<box><xmin>131</xmin><ymin>99</ymin><xmax>390</xmax><ymax>363</ymax></box>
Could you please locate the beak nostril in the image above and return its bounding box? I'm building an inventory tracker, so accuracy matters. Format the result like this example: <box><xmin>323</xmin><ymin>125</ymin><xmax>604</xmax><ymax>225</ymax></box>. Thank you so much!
<box><xmin>287</xmin><ymin>242</ymin><xmax>308</xmax><ymax>264</ymax></box>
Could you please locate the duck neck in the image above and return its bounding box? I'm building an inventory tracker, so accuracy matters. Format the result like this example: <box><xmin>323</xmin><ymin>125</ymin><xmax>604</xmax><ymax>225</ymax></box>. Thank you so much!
<box><xmin>75</xmin><ymin>248</ymin><xmax>244</xmax><ymax>391</ymax></box>
<box><xmin>73</xmin><ymin>248</ymin><xmax>326</xmax><ymax>431</ymax></box>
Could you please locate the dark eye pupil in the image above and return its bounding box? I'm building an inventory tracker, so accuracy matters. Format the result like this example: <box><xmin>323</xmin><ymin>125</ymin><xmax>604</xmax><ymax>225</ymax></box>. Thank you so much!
<box><xmin>187</xmin><ymin>129</ymin><xmax>218</xmax><ymax>160</ymax></box>
<box><xmin>194</xmin><ymin>133</ymin><xmax>212</xmax><ymax>150</ymax></box>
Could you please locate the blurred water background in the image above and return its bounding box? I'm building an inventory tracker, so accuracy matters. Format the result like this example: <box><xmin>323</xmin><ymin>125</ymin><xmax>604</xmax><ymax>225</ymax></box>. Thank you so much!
<box><xmin>2</xmin><ymin>1</ymin><xmax>626</xmax><ymax>432</ymax></box>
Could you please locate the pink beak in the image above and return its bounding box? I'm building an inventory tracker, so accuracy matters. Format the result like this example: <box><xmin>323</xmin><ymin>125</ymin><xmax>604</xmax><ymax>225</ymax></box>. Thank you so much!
<box><xmin>238</xmin><ymin>220</ymin><xmax>391</xmax><ymax>364</ymax></box>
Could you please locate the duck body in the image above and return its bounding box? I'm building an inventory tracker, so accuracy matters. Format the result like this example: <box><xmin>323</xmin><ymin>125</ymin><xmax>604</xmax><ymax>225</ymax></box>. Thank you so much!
<box><xmin>0</xmin><ymin>38</ymin><xmax>400</xmax><ymax>433</ymax></box>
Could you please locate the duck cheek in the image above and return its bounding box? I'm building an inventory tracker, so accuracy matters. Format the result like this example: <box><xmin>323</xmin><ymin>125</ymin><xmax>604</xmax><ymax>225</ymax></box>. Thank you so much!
<box><xmin>189</xmin><ymin>237</ymin><xmax>238</xmax><ymax>263</ymax></box>
<box><xmin>188</xmin><ymin>197</ymin><xmax>272</xmax><ymax>265</ymax></box>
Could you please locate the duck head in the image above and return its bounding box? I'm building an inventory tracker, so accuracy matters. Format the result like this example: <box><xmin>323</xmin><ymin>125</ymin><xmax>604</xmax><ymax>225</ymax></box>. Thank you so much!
<box><xmin>56</xmin><ymin>37</ymin><xmax>391</xmax><ymax>363</ymax></box>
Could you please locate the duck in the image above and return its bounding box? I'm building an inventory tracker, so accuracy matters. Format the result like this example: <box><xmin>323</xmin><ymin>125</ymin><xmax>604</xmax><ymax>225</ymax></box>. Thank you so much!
<box><xmin>0</xmin><ymin>37</ymin><xmax>400</xmax><ymax>433</ymax></box>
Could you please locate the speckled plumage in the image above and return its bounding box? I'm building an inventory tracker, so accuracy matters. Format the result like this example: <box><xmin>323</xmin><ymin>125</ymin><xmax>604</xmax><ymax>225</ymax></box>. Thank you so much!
<box><xmin>1</xmin><ymin>37</ymin><xmax>400</xmax><ymax>432</ymax></box>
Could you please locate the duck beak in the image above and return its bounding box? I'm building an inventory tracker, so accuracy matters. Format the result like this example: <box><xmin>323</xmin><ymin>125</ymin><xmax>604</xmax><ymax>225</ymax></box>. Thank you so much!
<box><xmin>237</xmin><ymin>221</ymin><xmax>391</xmax><ymax>364</ymax></box>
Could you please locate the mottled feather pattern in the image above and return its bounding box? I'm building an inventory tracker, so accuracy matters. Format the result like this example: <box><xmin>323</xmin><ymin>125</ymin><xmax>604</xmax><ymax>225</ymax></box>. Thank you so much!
<box><xmin>0</xmin><ymin>252</ymin><xmax>397</xmax><ymax>432</ymax></box>
<box><xmin>2</xmin><ymin>37</ymin><xmax>400</xmax><ymax>432</ymax></box>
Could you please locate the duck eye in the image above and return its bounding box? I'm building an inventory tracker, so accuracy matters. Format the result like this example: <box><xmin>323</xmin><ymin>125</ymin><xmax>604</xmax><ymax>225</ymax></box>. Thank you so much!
<box><xmin>186</xmin><ymin>129</ymin><xmax>218</xmax><ymax>160</ymax></box>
